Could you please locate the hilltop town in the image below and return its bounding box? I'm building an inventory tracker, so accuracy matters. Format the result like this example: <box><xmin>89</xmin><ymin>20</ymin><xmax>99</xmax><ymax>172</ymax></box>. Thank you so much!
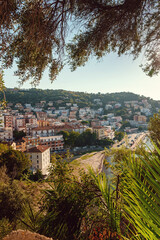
<box><xmin>0</xmin><ymin>89</ymin><xmax>159</xmax><ymax>174</ymax></box>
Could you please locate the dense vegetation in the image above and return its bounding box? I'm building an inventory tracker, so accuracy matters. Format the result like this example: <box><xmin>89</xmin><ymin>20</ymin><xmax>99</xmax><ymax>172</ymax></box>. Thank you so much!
<box><xmin>1</xmin><ymin>88</ymin><xmax>159</xmax><ymax>109</ymax></box>
<box><xmin>60</xmin><ymin>130</ymin><xmax>114</xmax><ymax>148</ymax></box>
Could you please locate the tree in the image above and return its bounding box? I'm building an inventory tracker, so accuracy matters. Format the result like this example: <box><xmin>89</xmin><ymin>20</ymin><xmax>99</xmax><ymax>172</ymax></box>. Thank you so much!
<box><xmin>148</xmin><ymin>112</ymin><xmax>160</xmax><ymax>148</ymax></box>
<box><xmin>60</xmin><ymin>130</ymin><xmax>70</xmax><ymax>146</ymax></box>
<box><xmin>114</xmin><ymin>131</ymin><xmax>125</xmax><ymax>142</ymax></box>
<box><xmin>13</xmin><ymin>130</ymin><xmax>26</xmax><ymax>141</ymax></box>
<box><xmin>77</xmin><ymin>129</ymin><xmax>97</xmax><ymax>146</ymax></box>
<box><xmin>0</xmin><ymin>150</ymin><xmax>31</xmax><ymax>179</ymax></box>
<box><xmin>68</xmin><ymin>131</ymin><xmax>80</xmax><ymax>148</ymax></box>
<box><xmin>0</xmin><ymin>143</ymin><xmax>10</xmax><ymax>156</ymax></box>
<box><xmin>0</xmin><ymin>0</ymin><xmax>159</xmax><ymax>85</ymax></box>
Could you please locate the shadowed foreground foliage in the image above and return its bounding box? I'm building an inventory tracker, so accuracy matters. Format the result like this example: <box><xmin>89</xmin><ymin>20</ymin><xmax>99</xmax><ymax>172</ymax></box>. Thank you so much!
<box><xmin>0</xmin><ymin>143</ymin><xmax>160</xmax><ymax>240</ymax></box>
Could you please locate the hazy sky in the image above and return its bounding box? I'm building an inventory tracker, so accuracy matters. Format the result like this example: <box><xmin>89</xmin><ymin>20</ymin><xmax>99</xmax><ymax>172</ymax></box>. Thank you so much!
<box><xmin>3</xmin><ymin>52</ymin><xmax>160</xmax><ymax>100</ymax></box>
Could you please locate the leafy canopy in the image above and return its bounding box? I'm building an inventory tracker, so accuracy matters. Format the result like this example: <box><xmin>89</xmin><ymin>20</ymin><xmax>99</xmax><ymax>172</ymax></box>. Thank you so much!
<box><xmin>0</xmin><ymin>149</ymin><xmax>31</xmax><ymax>179</ymax></box>
<box><xmin>0</xmin><ymin>0</ymin><xmax>159</xmax><ymax>85</ymax></box>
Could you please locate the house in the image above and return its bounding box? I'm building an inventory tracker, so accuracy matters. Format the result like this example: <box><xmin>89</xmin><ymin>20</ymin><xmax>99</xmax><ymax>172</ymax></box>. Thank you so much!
<box><xmin>105</xmin><ymin>104</ymin><xmax>113</xmax><ymax>110</ymax></box>
<box><xmin>48</xmin><ymin>101</ymin><xmax>53</xmax><ymax>106</ymax></box>
<box><xmin>15</xmin><ymin>103</ymin><xmax>23</xmax><ymax>109</ymax></box>
<box><xmin>26</xmin><ymin>145</ymin><xmax>50</xmax><ymax>175</ymax></box>
<box><xmin>114</xmin><ymin>103</ymin><xmax>121</xmax><ymax>108</ymax></box>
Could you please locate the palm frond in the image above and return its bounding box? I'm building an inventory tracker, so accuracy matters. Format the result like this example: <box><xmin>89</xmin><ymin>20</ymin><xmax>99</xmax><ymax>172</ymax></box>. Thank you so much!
<box><xmin>122</xmin><ymin>145</ymin><xmax>160</xmax><ymax>240</ymax></box>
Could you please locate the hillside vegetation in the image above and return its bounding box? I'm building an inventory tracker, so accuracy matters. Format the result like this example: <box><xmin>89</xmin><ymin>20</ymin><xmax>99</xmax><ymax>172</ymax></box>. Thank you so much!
<box><xmin>1</xmin><ymin>89</ymin><xmax>159</xmax><ymax>108</ymax></box>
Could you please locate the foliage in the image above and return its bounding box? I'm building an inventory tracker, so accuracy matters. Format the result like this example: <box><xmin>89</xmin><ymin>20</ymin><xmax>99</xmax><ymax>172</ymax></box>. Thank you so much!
<box><xmin>28</xmin><ymin>169</ymin><xmax>44</xmax><ymax>182</ymax></box>
<box><xmin>81</xmin><ymin>120</ymin><xmax>89</xmax><ymax>125</ymax></box>
<box><xmin>0</xmin><ymin>88</ymin><xmax>158</xmax><ymax>111</ymax></box>
<box><xmin>0</xmin><ymin>143</ymin><xmax>10</xmax><ymax>156</ymax></box>
<box><xmin>39</xmin><ymin>160</ymin><xmax>100</xmax><ymax>240</ymax></box>
<box><xmin>148</xmin><ymin>112</ymin><xmax>160</xmax><ymax>148</ymax></box>
<box><xmin>97</xmin><ymin>138</ymin><xmax>114</xmax><ymax>148</ymax></box>
<box><xmin>0</xmin><ymin>218</ymin><xmax>13</xmax><ymax>240</ymax></box>
<box><xmin>67</xmin><ymin>0</ymin><xmax>159</xmax><ymax>77</ymax></box>
<box><xmin>13</xmin><ymin>130</ymin><xmax>26</xmax><ymax>141</ymax></box>
<box><xmin>114</xmin><ymin>132</ymin><xmax>125</xmax><ymax>142</ymax></box>
<box><xmin>0</xmin><ymin>70</ymin><xmax>6</xmax><ymax>108</ymax></box>
<box><xmin>0</xmin><ymin>181</ymin><xmax>25</xmax><ymax>222</ymax></box>
<box><xmin>119</xmin><ymin>121</ymin><xmax>131</xmax><ymax>131</ymax></box>
<box><xmin>68</xmin><ymin>131</ymin><xmax>80</xmax><ymax>147</ymax></box>
<box><xmin>61</xmin><ymin>129</ymin><xmax>114</xmax><ymax>148</ymax></box>
<box><xmin>0</xmin><ymin>1</ymin><xmax>159</xmax><ymax>84</ymax></box>
<box><xmin>75</xmin><ymin>130</ymin><xmax>97</xmax><ymax>147</ymax></box>
<box><xmin>121</xmin><ymin>143</ymin><xmax>160</xmax><ymax>239</ymax></box>
<box><xmin>19</xmin><ymin>200</ymin><xmax>44</xmax><ymax>233</ymax></box>
<box><xmin>0</xmin><ymin>149</ymin><xmax>31</xmax><ymax>179</ymax></box>
<box><xmin>89</xmin><ymin>170</ymin><xmax>122</xmax><ymax>236</ymax></box>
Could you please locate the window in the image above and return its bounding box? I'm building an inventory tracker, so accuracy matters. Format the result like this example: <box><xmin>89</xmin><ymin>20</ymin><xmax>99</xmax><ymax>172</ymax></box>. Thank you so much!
<box><xmin>37</xmin><ymin>165</ymin><xmax>39</xmax><ymax>169</ymax></box>
<box><xmin>37</xmin><ymin>155</ymin><xmax>39</xmax><ymax>159</ymax></box>
<box><xmin>37</xmin><ymin>160</ymin><xmax>39</xmax><ymax>164</ymax></box>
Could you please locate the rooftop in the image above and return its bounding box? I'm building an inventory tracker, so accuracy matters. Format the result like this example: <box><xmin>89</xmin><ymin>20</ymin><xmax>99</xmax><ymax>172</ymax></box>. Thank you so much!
<box><xmin>26</xmin><ymin>145</ymin><xmax>50</xmax><ymax>153</ymax></box>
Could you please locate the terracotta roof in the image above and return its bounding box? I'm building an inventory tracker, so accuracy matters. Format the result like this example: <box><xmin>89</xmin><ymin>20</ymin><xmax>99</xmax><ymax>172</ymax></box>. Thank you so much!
<box><xmin>26</xmin><ymin>145</ymin><xmax>50</xmax><ymax>153</ymax></box>
<box><xmin>32</xmin><ymin>126</ymin><xmax>54</xmax><ymax>131</ymax></box>
<box><xmin>92</xmin><ymin>126</ymin><xmax>104</xmax><ymax>129</ymax></box>
<box><xmin>54</xmin><ymin>124</ymin><xmax>73</xmax><ymax>130</ymax></box>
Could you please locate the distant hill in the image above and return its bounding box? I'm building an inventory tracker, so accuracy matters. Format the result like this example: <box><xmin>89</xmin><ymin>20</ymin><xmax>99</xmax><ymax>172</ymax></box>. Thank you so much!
<box><xmin>0</xmin><ymin>88</ymin><xmax>159</xmax><ymax>109</ymax></box>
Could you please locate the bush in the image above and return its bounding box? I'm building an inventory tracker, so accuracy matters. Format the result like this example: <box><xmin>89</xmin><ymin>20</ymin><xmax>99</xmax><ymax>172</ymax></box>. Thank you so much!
<box><xmin>0</xmin><ymin>150</ymin><xmax>31</xmax><ymax>179</ymax></box>
<box><xmin>0</xmin><ymin>181</ymin><xmax>25</xmax><ymax>222</ymax></box>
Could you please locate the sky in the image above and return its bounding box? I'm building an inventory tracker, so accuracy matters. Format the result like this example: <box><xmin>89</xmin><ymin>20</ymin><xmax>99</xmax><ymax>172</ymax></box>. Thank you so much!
<box><xmin>3</xmin><ymin>52</ymin><xmax>160</xmax><ymax>100</ymax></box>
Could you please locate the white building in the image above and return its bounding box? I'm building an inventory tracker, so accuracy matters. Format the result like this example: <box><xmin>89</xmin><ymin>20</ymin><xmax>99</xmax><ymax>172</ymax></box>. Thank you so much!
<box><xmin>0</xmin><ymin>128</ymin><xmax>13</xmax><ymax>141</ymax></box>
<box><xmin>27</xmin><ymin>145</ymin><xmax>51</xmax><ymax>175</ymax></box>
<box><xmin>105</xmin><ymin>104</ymin><xmax>113</xmax><ymax>110</ymax></box>
<box><xmin>32</xmin><ymin>126</ymin><xmax>55</xmax><ymax>137</ymax></box>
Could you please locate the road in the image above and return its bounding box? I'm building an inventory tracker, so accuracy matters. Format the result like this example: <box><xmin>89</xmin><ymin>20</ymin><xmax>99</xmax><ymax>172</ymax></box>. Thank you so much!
<box><xmin>113</xmin><ymin>132</ymin><xmax>149</xmax><ymax>150</ymax></box>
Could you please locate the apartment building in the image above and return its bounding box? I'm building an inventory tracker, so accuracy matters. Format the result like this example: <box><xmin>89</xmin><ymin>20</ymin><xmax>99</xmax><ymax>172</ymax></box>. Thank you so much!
<box><xmin>0</xmin><ymin>115</ymin><xmax>4</xmax><ymax>128</ymax></box>
<box><xmin>4</xmin><ymin>115</ymin><xmax>13</xmax><ymax>128</ymax></box>
<box><xmin>39</xmin><ymin>135</ymin><xmax>64</xmax><ymax>152</ymax></box>
<box><xmin>0</xmin><ymin>128</ymin><xmax>13</xmax><ymax>141</ymax></box>
<box><xmin>31</xmin><ymin>126</ymin><xmax>55</xmax><ymax>137</ymax></box>
<box><xmin>26</xmin><ymin>145</ymin><xmax>50</xmax><ymax>175</ymax></box>
<box><xmin>134</xmin><ymin>115</ymin><xmax>147</xmax><ymax>123</ymax></box>
<box><xmin>92</xmin><ymin>126</ymin><xmax>108</xmax><ymax>140</ymax></box>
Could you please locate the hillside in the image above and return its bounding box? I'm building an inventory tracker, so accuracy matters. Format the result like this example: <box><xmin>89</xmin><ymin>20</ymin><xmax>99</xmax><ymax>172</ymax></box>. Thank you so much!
<box><xmin>1</xmin><ymin>88</ymin><xmax>159</xmax><ymax>109</ymax></box>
